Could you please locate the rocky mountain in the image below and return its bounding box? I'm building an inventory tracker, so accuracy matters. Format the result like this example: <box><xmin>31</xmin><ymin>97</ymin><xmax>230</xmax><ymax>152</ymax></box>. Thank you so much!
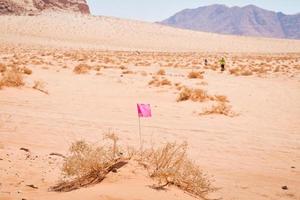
<box><xmin>0</xmin><ymin>0</ymin><xmax>90</xmax><ymax>15</ymax></box>
<box><xmin>160</xmin><ymin>4</ymin><xmax>300</xmax><ymax>39</ymax></box>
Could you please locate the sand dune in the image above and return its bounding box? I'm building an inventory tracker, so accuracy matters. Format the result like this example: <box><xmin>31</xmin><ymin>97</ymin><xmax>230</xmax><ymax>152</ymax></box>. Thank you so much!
<box><xmin>1</xmin><ymin>12</ymin><xmax>300</xmax><ymax>52</ymax></box>
<box><xmin>0</xmin><ymin>12</ymin><xmax>300</xmax><ymax>200</ymax></box>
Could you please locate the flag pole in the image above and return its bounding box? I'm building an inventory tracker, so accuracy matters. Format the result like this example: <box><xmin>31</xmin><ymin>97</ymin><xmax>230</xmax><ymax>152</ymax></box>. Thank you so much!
<box><xmin>138</xmin><ymin>116</ymin><xmax>142</xmax><ymax>153</ymax></box>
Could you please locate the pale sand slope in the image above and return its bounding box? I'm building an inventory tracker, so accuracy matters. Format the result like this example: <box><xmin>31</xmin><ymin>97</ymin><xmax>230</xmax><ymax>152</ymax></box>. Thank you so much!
<box><xmin>0</xmin><ymin>47</ymin><xmax>300</xmax><ymax>200</ymax></box>
<box><xmin>0</xmin><ymin>12</ymin><xmax>300</xmax><ymax>52</ymax></box>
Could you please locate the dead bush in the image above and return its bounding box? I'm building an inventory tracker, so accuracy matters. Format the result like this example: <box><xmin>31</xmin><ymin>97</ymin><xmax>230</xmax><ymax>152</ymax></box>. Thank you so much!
<box><xmin>0</xmin><ymin>69</ymin><xmax>24</xmax><ymax>88</ymax></box>
<box><xmin>0</xmin><ymin>63</ymin><xmax>6</xmax><ymax>73</ymax></box>
<box><xmin>241</xmin><ymin>70</ymin><xmax>253</xmax><ymax>76</ymax></box>
<box><xmin>156</xmin><ymin>69</ymin><xmax>166</xmax><ymax>76</ymax></box>
<box><xmin>148</xmin><ymin>77</ymin><xmax>171</xmax><ymax>87</ymax></box>
<box><xmin>33</xmin><ymin>80</ymin><xmax>48</xmax><ymax>94</ymax></box>
<box><xmin>73</xmin><ymin>64</ymin><xmax>91</xmax><ymax>74</ymax></box>
<box><xmin>200</xmin><ymin>102</ymin><xmax>237</xmax><ymax>117</ymax></box>
<box><xmin>50</xmin><ymin>132</ymin><xmax>128</xmax><ymax>192</ymax></box>
<box><xmin>188</xmin><ymin>71</ymin><xmax>204</xmax><ymax>79</ymax></box>
<box><xmin>177</xmin><ymin>87</ymin><xmax>209</xmax><ymax>102</ymax></box>
<box><xmin>229</xmin><ymin>68</ymin><xmax>240</xmax><ymax>76</ymax></box>
<box><xmin>21</xmin><ymin>67</ymin><xmax>32</xmax><ymax>75</ymax></box>
<box><xmin>143</xmin><ymin>142</ymin><xmax>215</xmax><ymax>199</ymax></box>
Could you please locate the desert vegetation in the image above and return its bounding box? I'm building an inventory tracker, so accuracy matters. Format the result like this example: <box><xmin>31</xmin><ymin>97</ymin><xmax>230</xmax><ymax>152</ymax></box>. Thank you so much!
<box><xmin>188</xmin><ymin>71</ymin><xmax>204</xmax><ymax>79</ymax></box>
<box><xmin>142</xmin><ymin>142</ymin><xmax>216</xmax><ymax>198</ymax></box>
<box><xmin>0</xmin><ymin>68</ymin><xmax>24</xmax><ymax>88</ymax></box>
<box><xmin>73</xmin><ymin>64</ymin><xmax>91</xmax><ymax>74</ymax></box>
<box><xmin>50</xmin><ymin>132</ymin><xmax>129</xmax><ymax>192</ymax></box>
<box><xmin>177</xmin><ymin>87</ymin><xmax>210</xmax><ymax>102</ymax></box>
<box><xmin>200</xmin><ymin>102</ymin><xmax>237</xmax><ymax>117</ymax></box>
<box><xmin>32</xmin><ymin>80</ymin><xmax>48</xmax><ymax>94</ymax></box>
<box><xmin>50</xmin><ymin>134</ymin><xmax>215</xmax><ymax>199</ymax></box>
<box><xmin>148</xmin><ymin>76</ymin><xmax>172</xmax><ymax>87</ymax></box>
<box><xmin>156</xmin><ymin>69</ymin><xmax>166</xmax><ymax>76</ymax></box>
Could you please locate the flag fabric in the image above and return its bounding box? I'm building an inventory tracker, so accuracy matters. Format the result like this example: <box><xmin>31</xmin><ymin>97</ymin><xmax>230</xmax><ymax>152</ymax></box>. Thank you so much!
<box><xmin>137</xmin><ymin>104</ymin><xmax>152</xmax><ymax>118</ymax></box>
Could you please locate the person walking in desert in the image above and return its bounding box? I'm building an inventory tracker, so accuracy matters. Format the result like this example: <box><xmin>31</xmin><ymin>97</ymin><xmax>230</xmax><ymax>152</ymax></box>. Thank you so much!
<box><xmin>220</xmin><ymin>57</ymin><xmax>226</xmax><ymax>72</ymax></box>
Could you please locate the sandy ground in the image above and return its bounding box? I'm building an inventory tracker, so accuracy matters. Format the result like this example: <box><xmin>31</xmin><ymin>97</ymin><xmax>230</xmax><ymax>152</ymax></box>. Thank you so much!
<box><xmin>0</xmin><ymin>13</ymin><xmax>300</xmax><ymax>200</ymax></box>
<box><xmin>1</xmin><ymin>12</ymin><xmax>300</xmax><ymax>53</ymax></box>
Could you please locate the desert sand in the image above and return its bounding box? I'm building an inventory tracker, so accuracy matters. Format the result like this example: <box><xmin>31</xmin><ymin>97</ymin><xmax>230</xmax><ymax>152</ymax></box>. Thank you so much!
<box><xmin>0</xmin><ymin>12</ymin><xmax>300</xmax><ymax>200</ymax></box>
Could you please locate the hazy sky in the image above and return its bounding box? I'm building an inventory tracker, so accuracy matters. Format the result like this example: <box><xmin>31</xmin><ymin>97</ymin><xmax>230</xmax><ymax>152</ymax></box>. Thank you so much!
<box><xmin>87</xmin><ymin>0</ymin><xmax>300</xmax><ymax>22</ymax></box>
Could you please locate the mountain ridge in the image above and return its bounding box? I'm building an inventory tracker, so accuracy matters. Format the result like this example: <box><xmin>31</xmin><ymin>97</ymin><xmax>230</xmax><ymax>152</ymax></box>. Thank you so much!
<box><xmin>160</xmin><ymin>4</ymin><xmax>300</xmax><ymax>39</ymax></box>
<box><xmin>0</xmin><ymin>0</ymin><xmax>90</xmax><ymax>15</ymax></box>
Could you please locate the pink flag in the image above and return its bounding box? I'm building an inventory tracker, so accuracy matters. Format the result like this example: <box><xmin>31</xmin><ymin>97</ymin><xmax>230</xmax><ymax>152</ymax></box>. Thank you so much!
<box><xmin>137</xmin><ymin>104</ymin><xmax>152</xmax><ymax>118</ymax></box>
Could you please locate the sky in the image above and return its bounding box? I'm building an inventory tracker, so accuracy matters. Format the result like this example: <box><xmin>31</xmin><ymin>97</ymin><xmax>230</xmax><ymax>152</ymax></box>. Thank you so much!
<box><xmin>87</xmin><ymin>0</ymin><xmax>300</xmax><ymax>22</ymax></box>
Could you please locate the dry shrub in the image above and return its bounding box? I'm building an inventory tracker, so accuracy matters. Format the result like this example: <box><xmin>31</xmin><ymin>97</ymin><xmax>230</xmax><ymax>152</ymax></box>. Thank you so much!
<box><xmin>119</xmin><ymin>65</ymin><xmax>127</xmax><ymax>70</ymax></box>
<box><xmin>73</xmin><ymin>64</ymin><xmax>91</xmax><ymax>74</ymax></box>
<box><xmin>200</xmin><ymin>102</ymin><xmax>237</xmax><ymax>117</ymax></box>
<box><xmin>94</xmin><ymin>66</ymin><xmax>101</xmax><ymax>72</ymax></box>
<box><xmin>188</xmin><ymin>71</ymin><xmax>204</xmax><ymax>79</ymax></box>
<box><xmin>177</xmin><ymin>87</ymin><xmax>209</xmax><ymax>102</ymax></box>
<box><xmin>50</xmin><ymin>132</ymin><xmax>128</xmax><ymax>192</ymax></box>
<box><xmin>143</xmin><ymin>142</ymin><xmax>215</xmax><ymax>199</ymax></box>
<box><xmin>148</xmin><ymin>77</ymin><xmax>171</xmax><ymax>87</ymax></box>
<box><xmin>122</xmin><ymin>70</ymin><xmax>134</xmax><ymax>74</ymax></box>
<box><xmin>273</xmin><ymin>66</ymin><xmax>280</xmax><ymax>72</ymax></box>
<box><xmin>62</xmin><ymin>140</ymin><xmax>112</xmax><ymax>179</ymax></box>
<box><xmin>156</xmin><ymin>69</ymin><xmax>166</xmax><ymax>76</ymax></box>
<box><xmin>241</xmin><ymin>70</ymin><xmax>253</xmax><ymax>76</ymax></box>
<box><xmin>20</xmin><ymin>67</ymin><xmax>32</xmax><ymax>75</ymax></box>
<box><xmin>0</xmin><ymin>69</ymin><xmax>24</xmax><ymax>88</ymax></box>
<box><xmin>0</xmin><ymin>63</ymin><xmax>6</xmax><ymax>73</ymax></box>
<box><xmin>33</xmin><ymin>80</ymin><xmax>48</xmax><ymax>94</ymax></box>
<box><xmin>160</xmin><ymin>79</ymin><xmax>172</xmax><ymax>86</ymax></box>
<box><xmin>140</xmin><ymin>71</ymin><xmax>148</xmax><ymax>76</ymax></box>
<box><xmin>229</xmin><ymin>68</ymin><xmax>240</xmax><ymax>76</ymax></box>
<box><xmin>174</xmin><ymin>82</ymin><xmax>183</xmax><ymax>91</ymax></box>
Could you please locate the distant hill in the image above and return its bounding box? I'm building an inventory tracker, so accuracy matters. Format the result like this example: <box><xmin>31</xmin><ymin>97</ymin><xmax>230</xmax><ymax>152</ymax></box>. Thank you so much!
<box><xmin>160</xmin><ymin>4</ymin><xmax>300</xmax><ymax>39</ymax></box>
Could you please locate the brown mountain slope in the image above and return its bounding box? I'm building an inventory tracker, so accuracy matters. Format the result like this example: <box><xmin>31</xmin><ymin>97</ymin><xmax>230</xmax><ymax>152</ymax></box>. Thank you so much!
<box><xmin>161</xmin><ymin>4</ymin><xmax>300</xmax><ymax>40</ymax></box>
<box><xmin>0</xmin><ymin>0</ymin><xmax>90</xmax><ymax>15</ymax></box>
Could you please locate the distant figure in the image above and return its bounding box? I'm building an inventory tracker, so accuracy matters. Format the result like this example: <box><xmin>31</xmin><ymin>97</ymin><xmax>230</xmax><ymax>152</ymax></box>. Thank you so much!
<box><xmin>204</xmin><ymin>59</ymin><xmax>208</xmax><ymax>66</ymax></box>
<box><xmin>220</xmin><ymin>57</ymin><xmax>225</xmax><ymax>72</ymax></box>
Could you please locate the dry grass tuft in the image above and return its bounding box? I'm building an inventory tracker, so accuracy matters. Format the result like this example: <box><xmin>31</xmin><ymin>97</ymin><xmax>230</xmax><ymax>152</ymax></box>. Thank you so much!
<box><xmin>177</xmin><ymin>87</ymin><xmax>209</xmax><ymax>102</ymax></box>
<box><xmin>33</xmin><ymin>80</ymin><xmax>48</xmax><ymax>94</ymax></box>
<box><xmin>200</xmin><ymin>102</ymin><xmax>237</xmax><ymax>117</ymax></box>
<box><xmin>143</xmin><ymin>142</ymin><xmax>215</xmax><ymax>199</ymax></box>
<box><xmin>0</xmin><ymin>69</ymin><xmax>24</xmax><ymax>88</ymax></box>
<box><xmin>188</xmin><ymin>71</ymin><xmax>204</xmax><ymax>79</ymax></box>
<box><xmin>156</xmin><ymin>69</ymin><xmax>166</xmax><ymax>76</ymax></box>
<box><xmin>73</xmin><ymin>64</ymin><xmax>91</xmax><ymax>74</ymax></box>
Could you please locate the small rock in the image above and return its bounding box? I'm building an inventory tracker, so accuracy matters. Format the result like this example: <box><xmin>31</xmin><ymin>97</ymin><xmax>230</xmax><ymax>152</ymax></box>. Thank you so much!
<box><xmin>281</xmin><ymin>186</ymin><xmax>288</xmax><ymax>190</ymax></box>
<box><xmin>291</xmin><ymin>166</ymin><xmax>295</xmax><ymax>169</ymax></box>
<box><xmin>22</xmin><ymin>198</ymin><xmax>27</xmax><ymax>200</ymax></box>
